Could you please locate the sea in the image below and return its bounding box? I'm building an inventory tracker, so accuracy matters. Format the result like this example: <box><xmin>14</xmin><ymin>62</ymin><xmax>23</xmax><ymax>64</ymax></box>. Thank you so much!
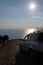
<box><xmin>0</xmin><ymin>29</ymin><xmax>28</xmax><ymax>39</ymax></box>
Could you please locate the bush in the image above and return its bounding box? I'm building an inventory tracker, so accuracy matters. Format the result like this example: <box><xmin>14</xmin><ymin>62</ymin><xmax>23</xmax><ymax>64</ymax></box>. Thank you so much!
<box><xmin>3</xmin><ymin>35</ymin><xmax>9</xmax><ymax>43</ymax></box>
<box><xmin>0</xmin><ymin>35</ymin><xmax>9</xmax><ymax>45</ymax></box>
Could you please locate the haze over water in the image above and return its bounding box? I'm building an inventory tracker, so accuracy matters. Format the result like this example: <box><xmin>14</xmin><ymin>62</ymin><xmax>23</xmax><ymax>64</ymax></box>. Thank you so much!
<box><xmin>0</xmin><ymin>29</ymin><xmax>26</xmax><ymax>39</ymax></box>
<box><xmin>0</xmin><ymin>28</ymin><xmax>37</xmax><ymax>39</ymax></box>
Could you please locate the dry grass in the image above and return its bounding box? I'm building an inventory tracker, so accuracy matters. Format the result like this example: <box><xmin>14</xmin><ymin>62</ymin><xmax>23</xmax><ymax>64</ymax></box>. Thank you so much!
<box><xmin>0</xmin><ymin>40</ymin><xmax>20</xmax><ymax>65</ymax></box>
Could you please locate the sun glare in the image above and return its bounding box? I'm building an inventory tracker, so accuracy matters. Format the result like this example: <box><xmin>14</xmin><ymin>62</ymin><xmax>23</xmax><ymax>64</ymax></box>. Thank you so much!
<box><xmin>26</xmin><ymin>29</ymin><xmax>36</xmax><ymax>34</ymax></box>
<box><xmin>29</xmin><ymin>3</ymin><xmax>36</xmax><ymax>10</ymax></box>
<box><xmin>30</xmin><ymin>4</ymin><xmax>35</xmax><ymax>9</ymax></box>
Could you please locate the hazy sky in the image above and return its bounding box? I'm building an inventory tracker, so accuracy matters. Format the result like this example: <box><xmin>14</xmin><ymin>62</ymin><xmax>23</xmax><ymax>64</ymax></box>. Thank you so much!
<box><xmin>0</xmin><ymin>0</ymin><xmax>43</xmax><ymax>29</ymax></box>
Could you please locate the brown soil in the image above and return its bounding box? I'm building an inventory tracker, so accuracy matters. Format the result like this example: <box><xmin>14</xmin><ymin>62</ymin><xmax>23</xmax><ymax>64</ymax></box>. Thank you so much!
<box><xmin>0</xmin><ymin>40</ymin><xmax>20</xmax><ymax>65</ymax></box>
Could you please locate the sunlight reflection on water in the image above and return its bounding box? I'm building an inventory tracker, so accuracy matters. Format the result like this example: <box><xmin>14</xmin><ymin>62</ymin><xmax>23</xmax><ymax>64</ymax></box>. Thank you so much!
<box><xmin>24</xmin><ymin>28</ymin><xmax>36</xmax><ymax>36</ymax></box>
<box><xmin>0</xmin><ymin>29</ymin><xmax>37</xmax><ymax>39</ymax></box>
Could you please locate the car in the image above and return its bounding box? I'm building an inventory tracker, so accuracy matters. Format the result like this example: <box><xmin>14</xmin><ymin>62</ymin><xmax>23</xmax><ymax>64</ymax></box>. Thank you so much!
<box><xmin>19</xmin><ymin>31</ymin><xmax>43</xmax><ymax>63</ymax></box>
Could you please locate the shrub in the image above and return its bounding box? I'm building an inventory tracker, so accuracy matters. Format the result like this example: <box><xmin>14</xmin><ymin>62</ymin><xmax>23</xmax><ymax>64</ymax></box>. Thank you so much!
<box><xmin>0</xmin><ymin>35</ymin><xmax>9</xmax><ymax>45</ymax></box>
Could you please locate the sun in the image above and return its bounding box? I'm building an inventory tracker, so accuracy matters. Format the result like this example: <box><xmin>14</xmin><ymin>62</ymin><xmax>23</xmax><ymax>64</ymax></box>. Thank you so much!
<box><xmin>29</xmin><ymin>3</ymin><xmax>36</xmax><ymax>10</ymax></box>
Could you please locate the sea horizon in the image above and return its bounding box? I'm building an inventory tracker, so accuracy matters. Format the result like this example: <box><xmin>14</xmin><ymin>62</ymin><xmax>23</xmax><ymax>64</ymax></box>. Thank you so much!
<box><xmin>0</xmin><ymin>29</ymin><xmax>27</xmax><ymax>39</ymax></box>
<box><xmin>0</xmin><ymin>28</ymin><xmax>42</xmax><ymax>39</ymax></box>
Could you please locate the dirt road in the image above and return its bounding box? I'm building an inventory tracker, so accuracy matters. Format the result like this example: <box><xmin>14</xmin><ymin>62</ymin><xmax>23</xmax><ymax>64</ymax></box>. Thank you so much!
<box><xmin>0</xmin><ymin>40</ymin><xmax>20</xmax><ymax>65</ymax></box>
<box><xmin>0</xmin><ymin>40</ymin><xmax>42</xmax><ymax>65</ymax></box>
